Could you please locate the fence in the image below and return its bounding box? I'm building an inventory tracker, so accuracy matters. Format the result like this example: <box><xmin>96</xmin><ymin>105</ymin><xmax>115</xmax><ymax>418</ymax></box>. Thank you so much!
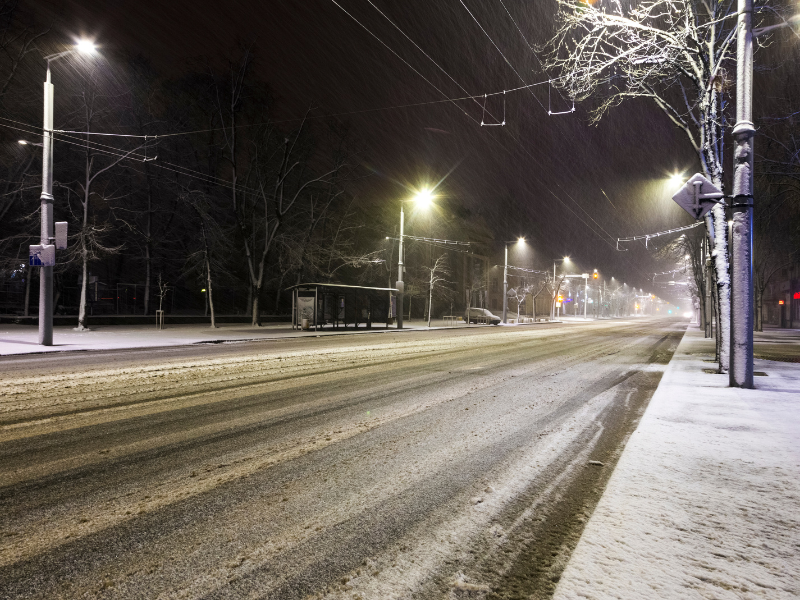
<box><xmin>441</xmin><ymin>315</ymin><xmax>466</xmax><ymax>327</ymax></box>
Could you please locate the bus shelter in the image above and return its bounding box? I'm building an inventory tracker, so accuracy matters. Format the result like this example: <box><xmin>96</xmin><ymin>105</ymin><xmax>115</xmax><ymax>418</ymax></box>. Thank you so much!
<box><xmin>288</xmin><ymin>283</ymin><xmax>398</xmax><ymax>331</ymax></box>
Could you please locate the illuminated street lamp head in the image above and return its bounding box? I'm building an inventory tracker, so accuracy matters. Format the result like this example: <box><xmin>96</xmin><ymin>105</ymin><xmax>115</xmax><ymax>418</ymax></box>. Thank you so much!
<box><xmin>563</xmin><ymin>256</ymin><xmax>570</xmax><ymax>263</ymax></box>
<box><xmin>669</xmin><ymin>172</ymin><xmax>684</xmax><ymax>187</ymax></box>
<box><xmin>413</xmin><ymin>188</ymin><xmax>434</xmax><ymax>209</ymax></box>
<box><xmin>18</xmin><ymin>140</ymin><xmax>28</xmax><ymax>145</ymax></box>
<box><xmin>76</xmin><ymin>39</ymin><xmax>96</xmax><ymax>54</ymax></box>
<box><xmin>517</xmin><ymin>237</ymin><xmax>525</xmax><ymax>245</ymax></box>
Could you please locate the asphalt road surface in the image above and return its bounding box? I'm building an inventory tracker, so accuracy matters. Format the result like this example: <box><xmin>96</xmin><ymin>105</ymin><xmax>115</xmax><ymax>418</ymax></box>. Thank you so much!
<box><xmin>0</xmin><ymin>317</ymin><xmax>686</xmax><ymax>600</ymax></box>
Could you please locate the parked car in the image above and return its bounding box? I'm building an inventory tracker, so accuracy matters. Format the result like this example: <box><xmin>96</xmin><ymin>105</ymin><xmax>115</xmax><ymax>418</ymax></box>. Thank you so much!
<box><xmin>465</xmin><ymin>307</ymin><xmax>501</xmax><ymax>325</ymax></box>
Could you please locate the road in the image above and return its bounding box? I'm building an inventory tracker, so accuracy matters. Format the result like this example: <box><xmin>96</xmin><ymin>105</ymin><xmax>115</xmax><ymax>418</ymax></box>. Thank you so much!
<box><xmin>0</xmin><ymin>317</ymin><xmax>686</xmax><ymax>600</ymax></box>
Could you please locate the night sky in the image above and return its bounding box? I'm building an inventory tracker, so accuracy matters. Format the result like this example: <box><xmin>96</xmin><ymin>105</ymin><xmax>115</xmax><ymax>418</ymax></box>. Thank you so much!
<box><xmin>36</xmin><ymin>0</ymin><xmax>701</xmax><ymax>296</ymax></box>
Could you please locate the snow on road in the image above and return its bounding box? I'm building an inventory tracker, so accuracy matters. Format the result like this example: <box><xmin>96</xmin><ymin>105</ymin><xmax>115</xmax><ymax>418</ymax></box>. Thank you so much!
<box><xmin>555</xmin><ymin>326</ymin><xmax>800</xmax><ymax>599</ymax></box>
<box><xmin>0</xmin><ymin>319</ymin><xmax>685</xmax><ymax>599</ymax></box>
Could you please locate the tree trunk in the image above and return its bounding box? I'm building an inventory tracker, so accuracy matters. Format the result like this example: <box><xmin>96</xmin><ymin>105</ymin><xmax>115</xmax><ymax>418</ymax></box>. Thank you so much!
<box><xmin>144</xmin><ymin>242</ymin><xmax>151</xmax><ymax>316</ymax></box>
<box><xmin>206</xmin><ymin>256</ymin><xmax>216</xmax><ymax>328</ymax></box>
<box><xmin>77</xmin><ymin>242</ymin><xmax>89</xmax><ymax>330</ymax></box>
<box><xmin>427</xmin><ymin>285</ymin><xmax>433</xmax><ymax>328</ymax></box>
<box><xmin>710</xmin><ymin>204</ymin><xmax>730</xmax><ymax>372</ymax></box>
<box><xmin>252</xmin><ymin>287</ymin><xmax>261</xmax><ymax>326</ymax></box>
<box><xmin>23</xmin><ymin>263</ymin><xmax>32</xmax><ymax>316</ymax></box>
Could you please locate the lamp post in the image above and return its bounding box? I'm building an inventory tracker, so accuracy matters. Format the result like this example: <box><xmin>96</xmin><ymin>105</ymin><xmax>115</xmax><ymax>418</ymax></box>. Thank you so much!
<box><xmin>502</xmin><ymin>238</ymin><xmax>525</xmax><ymax>324</ymax></box>
<box><xmin>36</xmin><ymin>40</ymin><xmax>96</xmax><ymax>346</ymax></box>
<box><xmin>584</xmin><ymin>274</ymin><xmax>589</xmax><ymax>319</ymax></box>
<box><xmin>551</xmin><ymin>257</ymin><xmax>570</xmax><ymax>320</ymax></box>
<box><xmin>729</xmin><ymin>0</ymin><xmax>755</xmax><ymax>387</ymax></box>
<box><xmin>396</xmin><ymin>188</ymin><xmax>434</xmax><ymax>329</ymax></box>
<box><xmin>729</xmin><ymin>9</ymin><xmax>799</xmax><ymax>387</ymax></box>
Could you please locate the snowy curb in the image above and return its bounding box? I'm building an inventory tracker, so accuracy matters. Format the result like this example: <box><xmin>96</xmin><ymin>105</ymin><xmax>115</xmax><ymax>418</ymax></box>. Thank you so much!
<box><xmin>554</xmin><ymin>325</ymin><xmax>800</xmax><ymax>599</ymax></box>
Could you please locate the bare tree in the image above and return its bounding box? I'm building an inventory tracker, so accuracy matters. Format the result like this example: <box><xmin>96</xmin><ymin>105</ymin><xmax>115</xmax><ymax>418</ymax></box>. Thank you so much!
<box><xmin>59</xmin><ymin>66</ymin><xmax>142</xmax><ymax>330</ymax></box>
<box><xmin>425</xmin><ymin>254</ymin><xmax>450</xmax><ymax>327</ymax></box>
<box><xmin>545</xmin><ymin>0</ymin><xmax>744</xmax><ymax>370</ymax></box>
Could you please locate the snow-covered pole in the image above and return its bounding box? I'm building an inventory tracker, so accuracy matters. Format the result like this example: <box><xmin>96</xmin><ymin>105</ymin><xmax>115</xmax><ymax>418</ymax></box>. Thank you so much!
<box><xmin>38</xmin><ymin>63</ymin><xmax>54</xmax><ymax>346</ymax></box>
<box><xmin>502</xmin><ymin>243</ymin><xmax>508</xmax><ymax>324</ymax></box>
<box><xmin>396</xmin><ymin>203</ymin><xmax>405</xmax><ymax>329</ymax></box>
<box><xmin>730</xmin><ymin>0</ymin><xmax>755</xmax><ymax>388</ymax></box>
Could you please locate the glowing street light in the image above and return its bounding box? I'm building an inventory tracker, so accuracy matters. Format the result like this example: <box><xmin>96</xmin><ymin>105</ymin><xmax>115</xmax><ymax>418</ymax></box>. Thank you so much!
<box><xmin>32</xmin><ymin>39</ymin><xmax>99</xmax><ymax>346</ymax></box>
<box><xmin>396</xmin><ymin>186</ymin><xmax>436</xmax><ymax>329</ymax></box>
<box><xmin>75</xmin><ymin>38</ymin><xmax>96</xmax><ymax>54</ymax></box>
<box><xmin>669</xmin><ymin>172</ymin><xmax>684</xmax><ymax>188</ymax></box>
<box><xmin>502</xmin><ymin>237</ymin><xmax>528</xmax><ymax>324</ymax></box>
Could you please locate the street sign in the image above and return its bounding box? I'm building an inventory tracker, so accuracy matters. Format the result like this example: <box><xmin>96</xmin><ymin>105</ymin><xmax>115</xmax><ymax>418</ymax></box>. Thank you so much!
<box><xmin>55</xmin><ymin>221</ymin><xmax>68</xmax><ymax>249</ymax></box>
<box><xmin>29</xmin><ymin>244</ymin><xmax>55</xmax><ymax>267</ymax></box>
<box><xmin>672</xmin><ymin>173</ymin><xmax>724</xmax><ymax>219</ymax></box>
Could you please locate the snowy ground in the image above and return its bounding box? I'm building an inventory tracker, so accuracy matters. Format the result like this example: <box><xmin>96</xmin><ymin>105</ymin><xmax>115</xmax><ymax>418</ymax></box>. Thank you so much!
<box><xmin>0</xmin><ymin>319</ymin><xmax>472</xmax><ymax>356</ymax></box>
<box><xmin>554</xmin><ymin>325</ymin><xmax>800</xmax><ymax>599</ymax></box>
<box><xmin>0</xmin><ymin>318</ymin><xmax>683</xmax><ymax>599</ymax></box>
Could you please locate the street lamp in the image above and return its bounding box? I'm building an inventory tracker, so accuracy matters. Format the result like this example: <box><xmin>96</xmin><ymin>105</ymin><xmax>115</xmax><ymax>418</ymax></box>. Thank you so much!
<box><xmin>396</xmin><ymin>187</ymin><xmax>434</xmax><ymax>329</ymax></box>
<box><xmin>35</xmin><ymin>38</ymin><xmax>96</xmax><ymax>346</ymax></box>
<box><xmin>502</xmin><ymin>237</ymin><xmax>526</xmax><ymax>324</ymax></box>
<box><xmin>730</xmin><ymin>9</ymin><xmax>799</xmax><ymax>387</ymax></box>
<box><xmin>551</xmin><ymin>256</ymin><xmax>570</xmax><ymax>320</ymax></box>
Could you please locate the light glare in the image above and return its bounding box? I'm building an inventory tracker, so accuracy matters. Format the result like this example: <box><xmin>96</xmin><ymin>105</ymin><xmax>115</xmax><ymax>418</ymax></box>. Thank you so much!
<box><xmin>414</xmin><ymin>188</ymin><xmax>434</xmax><ymax>208</ymax></box>
<box><xmin>669</xmin><ymin>172</ymin><xmax>684</xmax><ymax>186</ymax></box>
<box><xmin>76</xmin><ymin>39</ymin><xmax>96</xmax><ymax>54</ymax></box>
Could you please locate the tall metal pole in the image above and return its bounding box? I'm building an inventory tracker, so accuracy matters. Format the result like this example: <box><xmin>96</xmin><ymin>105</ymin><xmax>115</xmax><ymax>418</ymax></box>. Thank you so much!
<box><xmin>38</xmin><ymin>64</ymin><xmax>54</xmax><ymax>346</ymax></box>
<box><xmin>730</xmin><ymin>0</ymin><xmax>754</xmax><ymax>387</ymax></box>
<box><xmin>584</xmin><ymin>276</ymin><xmax>588</xmax><ymax>319</ymax></box>
<box><xmin>551</xmin><ymin>262</ymin><xmax>556</xmax><ymax>320</ymax></box>
<box><xmin>502</xmin><ymin>243</ymin><xmax>508</xmax><ymax>324</ymax></box>
<box><xmin>396</xmin><ymin>203</ymin><xmax>404</xmax><ymax>329</ymax></box>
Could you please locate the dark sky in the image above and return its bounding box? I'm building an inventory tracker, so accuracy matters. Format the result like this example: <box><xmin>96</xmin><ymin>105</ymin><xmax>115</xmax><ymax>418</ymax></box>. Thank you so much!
<box><xmin>36</xmin><ymin>0</ymin><xmax>701</xmax><ymax>297</ymax></box>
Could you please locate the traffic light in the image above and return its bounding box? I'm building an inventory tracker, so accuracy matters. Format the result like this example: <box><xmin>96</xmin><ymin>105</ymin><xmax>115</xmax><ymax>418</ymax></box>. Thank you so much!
<box><xmin>593</xmin><ymin>272</ymin><xmax>598</xmax><ymax>279</ymax></box>
<box><xmin>557</xmin><ymin>295</ymin><xmax>563</xmax><ymax>302</ymax></box>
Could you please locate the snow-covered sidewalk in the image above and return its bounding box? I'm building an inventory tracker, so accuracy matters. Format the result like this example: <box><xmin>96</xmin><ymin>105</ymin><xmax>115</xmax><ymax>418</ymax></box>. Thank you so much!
<box><xmin>0</xmin><ymin>318</ymin><xmax>542</xmax><ymax>356</ymax></box>
<box><xmin>555</xmin><ymin>325</ymin><xmax>800</xmax><ymax>599</ymax></box>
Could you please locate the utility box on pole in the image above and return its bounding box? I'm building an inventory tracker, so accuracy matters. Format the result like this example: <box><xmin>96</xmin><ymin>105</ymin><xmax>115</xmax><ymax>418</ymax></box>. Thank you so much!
<box><xmin>55</xmin><ymin>221</ymin><xmax>68</xmax><ymax>249</ymax></box>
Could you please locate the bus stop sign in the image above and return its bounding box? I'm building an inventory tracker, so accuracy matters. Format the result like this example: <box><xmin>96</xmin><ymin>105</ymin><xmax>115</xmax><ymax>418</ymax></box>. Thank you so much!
<box><xmin>672</xmin><ymin>173</ymin><xmax>724</xmax><ymax>220</ymax></box>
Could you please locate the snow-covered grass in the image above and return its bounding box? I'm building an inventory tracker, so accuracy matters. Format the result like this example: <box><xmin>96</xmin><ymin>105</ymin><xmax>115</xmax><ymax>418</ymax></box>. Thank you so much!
<box><xmin>555</xmin><ymin>325</ymin><xmax>800</xmax><ymax>599</ymax></box>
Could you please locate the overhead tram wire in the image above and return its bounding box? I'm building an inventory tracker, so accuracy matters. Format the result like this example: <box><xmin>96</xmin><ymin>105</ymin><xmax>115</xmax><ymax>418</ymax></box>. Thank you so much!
<box><xmin>0</xmin><ymin>120</ymin><xmax>262</xmax><ymax>197</ymax></box>
<box><xmin>455</xmin><ymin>1</ymin><xmax>655</xmax><ymax>258</ymax></box>
<box><xmin>0</xmin><ymin>116</ymin><xmax>265</xmax><ymax>195</ymax></box>
<box><xmin>6</xmin><ymin>81</ymin><xmax>560</xmax><ymax>143</ymax></box>
<box><xmin>616</xmin><ymin>222</ymin><xmax>703</xmax><ymax>251</ymax></box>
<box><xmin>363</xmin><ymin>0</ymin><xmax>513</xmax><ymax>125</ymax></box>
<box><xmin>457</xmin><ymin>0</ymin><xmax>547</xmax><ymax>112</ymax></box>
<box><xmin>6</xmin><ymin>13</ymin><xmax>633</xmax><ymax>277</ymax></box>
<box><xmin>452</xmin><ymin>1</ymin><xmax>622</xmax><ymax>251</ymax></box>
<box><xmin>327</xmin><ymin>0</ymin><xmax>479</xmax><ymax>125</ymax></box>
<box><xmin>498</xmin><ymin>0</ymin><xmax>570</xmax><ymax>107</ymax></box>
<box><xmin>339</xmin><ymin>0</ymin><xmax>622</xmax><ymax>253</ymax></box>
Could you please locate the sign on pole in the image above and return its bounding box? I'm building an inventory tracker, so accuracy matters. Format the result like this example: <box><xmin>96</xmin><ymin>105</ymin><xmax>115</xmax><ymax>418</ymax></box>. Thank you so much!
<box><xmin>672</xmin><ymin>173</ymin><xmax>724</xmax><ymax>219</ymax></box>
<box><xmin>29</xmin><ymin>244</ymin><xmax>55</xmax><ymax>267</ymax></box>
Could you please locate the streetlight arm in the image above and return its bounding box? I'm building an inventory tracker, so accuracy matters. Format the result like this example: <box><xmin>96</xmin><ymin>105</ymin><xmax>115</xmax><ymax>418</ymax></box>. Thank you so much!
<box><xmin>43</xmin><ymin>50</ymin><xmax>75</xmax><ymax>62</ymax></box>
